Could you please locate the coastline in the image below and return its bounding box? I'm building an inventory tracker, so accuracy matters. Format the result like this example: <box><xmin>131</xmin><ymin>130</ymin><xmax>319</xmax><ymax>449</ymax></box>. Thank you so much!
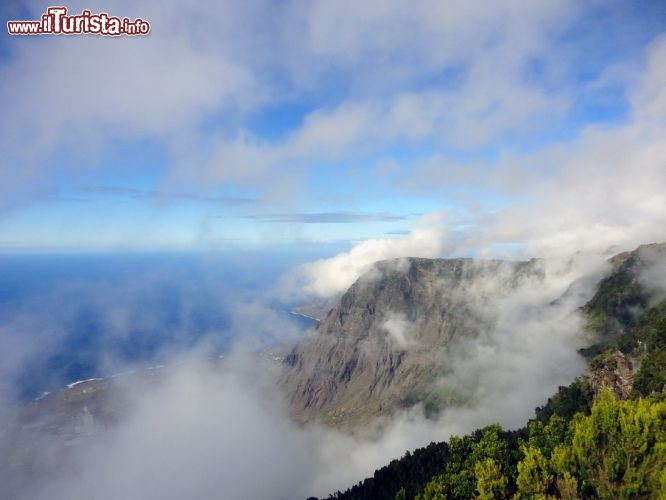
<box><xmin>289</xmin><ymin>310</ymin><xmax>321</xmax><ymax>323</ymax></box>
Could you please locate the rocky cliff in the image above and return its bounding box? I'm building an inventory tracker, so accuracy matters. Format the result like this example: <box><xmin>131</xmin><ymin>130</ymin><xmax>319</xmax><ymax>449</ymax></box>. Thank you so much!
<box><xmin>281</xmin><ymin>257</ymin><xmax>542</xmax><ymax>428</ymax></box>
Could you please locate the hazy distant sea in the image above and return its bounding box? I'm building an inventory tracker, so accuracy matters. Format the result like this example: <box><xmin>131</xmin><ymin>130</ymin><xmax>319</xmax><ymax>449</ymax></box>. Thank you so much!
<box><xmin>0</xmin><ymin>251</ymin><xmax>317</xmax><ymax>401</ymax></box>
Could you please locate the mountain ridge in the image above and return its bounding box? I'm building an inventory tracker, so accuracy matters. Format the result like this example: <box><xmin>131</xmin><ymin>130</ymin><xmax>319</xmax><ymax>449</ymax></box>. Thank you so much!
<box><xmin>281</xmin><ymin>256</ymin><xmax>547</xmax><ymax>428</ymax></box>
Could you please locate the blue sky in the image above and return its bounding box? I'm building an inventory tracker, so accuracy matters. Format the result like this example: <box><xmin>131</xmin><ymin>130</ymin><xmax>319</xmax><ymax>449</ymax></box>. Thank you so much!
<box><xmin>1</xmin><ymin>0</ymin><xmax>665</xmax><ymax>256</ymax></box>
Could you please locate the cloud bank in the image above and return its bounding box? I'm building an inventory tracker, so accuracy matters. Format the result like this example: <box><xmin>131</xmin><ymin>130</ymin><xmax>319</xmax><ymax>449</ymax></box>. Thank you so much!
<box><xmin>286</xmin><ymin>211</ymin><xmax>447</xmax><ymax>298</ymax></box>
<box><xmin>3</xmin><ymin>0</ymin><xmax>662</xmax><ymax>242</ymax></box>
<box><xmin>405</xmin><ymin>35</ymin><xmax>666</xmax><ymax>260</ymax></box>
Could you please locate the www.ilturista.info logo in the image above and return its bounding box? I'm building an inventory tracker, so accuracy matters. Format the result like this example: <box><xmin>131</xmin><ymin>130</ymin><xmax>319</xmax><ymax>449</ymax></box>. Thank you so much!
<box><xmin>7</xmin><ymin>6</ymin><xmax>150</xmax><ymax>36</ymax></box>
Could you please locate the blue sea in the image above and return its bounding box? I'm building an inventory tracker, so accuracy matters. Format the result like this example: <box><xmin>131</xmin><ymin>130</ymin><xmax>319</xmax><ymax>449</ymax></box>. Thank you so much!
<box><xmin>0</xmin><ymin>251</ymin><xmax>319</xmax><ymax>402</ymax></box>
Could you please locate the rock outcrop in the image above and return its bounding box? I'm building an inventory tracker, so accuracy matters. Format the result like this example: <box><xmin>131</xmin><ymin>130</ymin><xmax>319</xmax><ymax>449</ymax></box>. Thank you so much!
<box><xmin>587</xmin><ymin>350</ymin><xmax>636</xmax><ymax>399</ymax></box>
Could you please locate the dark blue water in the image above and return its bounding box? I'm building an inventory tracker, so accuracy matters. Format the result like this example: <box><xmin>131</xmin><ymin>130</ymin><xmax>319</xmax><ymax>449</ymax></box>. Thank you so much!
<box><xmin>0</xmin><ymin>251</ymin><xmax>318</xmax><ymax>401</ymax></box>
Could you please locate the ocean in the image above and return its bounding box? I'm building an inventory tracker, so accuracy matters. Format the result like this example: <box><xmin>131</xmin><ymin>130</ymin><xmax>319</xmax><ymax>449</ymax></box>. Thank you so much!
<box><xmin>0</xmin><ymin>251</ymin><xmax>318</xmax><ymax>402</ymax></box>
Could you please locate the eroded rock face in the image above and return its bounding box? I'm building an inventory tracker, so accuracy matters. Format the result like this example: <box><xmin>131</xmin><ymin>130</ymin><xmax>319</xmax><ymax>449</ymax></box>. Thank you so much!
<box><xmin>587</xmin><ymin>350</ymin><xmax>636</xmax><ymax>400</ymax></box>
<box><xmin>281</xmin><ymin>257</ymin><xmax>540</xmax><ymax>428</ymax></box>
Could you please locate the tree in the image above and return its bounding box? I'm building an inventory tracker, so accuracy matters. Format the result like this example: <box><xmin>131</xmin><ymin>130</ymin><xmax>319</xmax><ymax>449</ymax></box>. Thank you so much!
<box><xmin>416</xmin><ymin>474</ymin><xmax>447</xmax><ymax>500</ymax></box>
<box><xmin>474</xmin><ymin>458</ymin><xmax>508</xmax><ymax>500</ymax></box>
<box><xmin>516</xmin><ymin>446</ymin><xmax>552</xmax><ymax>498</ymax></box>
<box><xmin>517</xmin><ymin>388</ymin><xmax>666</xmax><ymax>499</ymax></box>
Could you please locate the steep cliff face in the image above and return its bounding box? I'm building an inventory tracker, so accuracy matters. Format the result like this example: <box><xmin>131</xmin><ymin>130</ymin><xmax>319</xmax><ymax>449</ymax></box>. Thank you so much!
<box><xmin>281</xmin><ymin>257</ymin><xmax>541</xmax><ymax>427</ymax></box>
<box><xmin>282</xmin><ymin>244</ymin><xmax>666</xmax><ymax>428</ymax></box>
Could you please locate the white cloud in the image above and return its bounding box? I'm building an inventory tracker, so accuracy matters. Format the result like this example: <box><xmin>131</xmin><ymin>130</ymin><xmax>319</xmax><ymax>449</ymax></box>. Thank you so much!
<box><xmin>484</xmin><ymin>38</ymin><xmax>666</xmax><ymax>257</ymax></box>
<box><xmin>381</xmin><ymin>312</ymin><xmax>415</xmax><ymax>349</ymax></box>
<box><xmin>391</xmin><ymin>35</ymin><xmax>666</xmax><ymax>260</ymax></box>
<box><xmin>286</xmin><ymin>211</ymin><xmax>447</xmax><ymax>298</ymax></box>
<box><xmin>31</xmin><ymin>359</ymin><xmax>318</xmax><ymax>500</ymax></box>
<box><xmin>1</xmin><ymin>0</ymin><xmax>588</xmax><ymax>214</ymax></box>
<box><xmin>0</xmin><ymin>0</ymin><xmax>268</xmax><ymax>212</ymax></box>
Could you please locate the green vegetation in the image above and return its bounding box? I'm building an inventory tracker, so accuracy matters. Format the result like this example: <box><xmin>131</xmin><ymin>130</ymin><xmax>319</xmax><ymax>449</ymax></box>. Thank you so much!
<box><xmin>418</xmin><ymin>390</ymin><xmax>666</xmax><ymax>499</ymax></box>
<box><xmin>533</xmin><ymin>380</ymin><xmax>594</xmax><ymax>424</ymax></box>
<box><xmin>324</xmin><ymin>390</ymin><xmax>665</xmax><ymax>500</ymax></box>
<box><xmin>415</xmin><ymin>425</ymin><xmax>519</xmax><ymax>500</ymax></box>
<box><xmin>518</xmin><ymin>389</ymin><xmax>666</xmax><ymax>499</ymax></box>
<box><xmin>582</xmin><ymin>254</ymin><xmax>647</xmax><ymax>336</ymax></box>
<box><xmin>323</xmin><ymin>441</ymin><xmax>452</xmax><ymax>500</ymax></box>
<box><xmin>624</xmin><ymin>300</ymin><xmax>666</xmax><ymax>397</ymax></box>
